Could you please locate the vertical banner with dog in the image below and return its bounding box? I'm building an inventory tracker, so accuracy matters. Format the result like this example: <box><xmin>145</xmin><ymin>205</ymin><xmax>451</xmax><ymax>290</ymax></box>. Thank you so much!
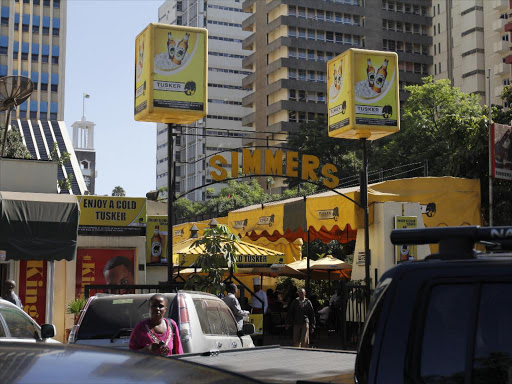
<box><xmin>394</xmin><ymin>216</ymin><xmax>417</xmax><ymax>263</ymax></box>
<box><xmin>327</xmin><ymin>48</ymin><xmax>400</xmax><ymax>141</ymax></box>
<box><xmin>134</xmin><ymin>23</ymin><xmax>208</xmax><ymax>124</ymax></box>
<box><xmin>491</xmin><ymin>123</ymin><xmax>512</xmax><ymax>181</ymax></box>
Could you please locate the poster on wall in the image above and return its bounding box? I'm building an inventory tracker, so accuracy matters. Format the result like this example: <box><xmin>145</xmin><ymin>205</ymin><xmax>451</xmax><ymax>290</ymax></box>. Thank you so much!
<box><xmin>18</xmin><ymin>260</ymin><xmax>47</xmax><ymax>325</ymax></box>
<box><xmin>394</xmin><ymin>216</ymin><xmax>417</xmax><ymax>264</ymax></box>
<box><xmin>77</xmin><ymin>196</ymin><xmax>146</xmax><ymax>236</ymax></box>
<box><xmin>491</xmin><ymin>123</ymin><xmax>512</xmax><ymax>181</ymax></box>
<box><xmin>146</xmin><ymin>216</ymin><xmax>169</xmax><ymax>265</ymax></box>
<box><xmin>76</xmin><ymin>248</ymin><xmax>136</xmax><ymax>298</ymax></box>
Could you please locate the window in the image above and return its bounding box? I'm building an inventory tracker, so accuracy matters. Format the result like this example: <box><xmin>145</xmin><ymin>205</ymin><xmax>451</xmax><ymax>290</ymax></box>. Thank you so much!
<box><xmin>326</xmin><ymin>11</ymin><xmax>333</xmax><ymax>22</ymax></box>
<box><xmin>1</xmin><ymin>17</ymin><xmax>8</xmax><ymax>25</ymax></box>
<box><xmin>43</xmin><ymin>26</ymin><xmax>49</xmax><ymax>35</ymax></box>
<box><xmin>289</xmin><ymin>89</ymin><xmax>296</xmax><ymax>101</ymax></box>
<box><xmin>218</xmin><ymin>306</ymin><xmax>238</xmax><ymax>336</ymax></box>
<box><xmin>317</xmin><ymin>51</ymin><xmax>324</xmax><ymax>62</ymax></box>
<box><xmin>307</xmin><ymin>8</ymin><xmax>315</xmax><ymax>19</ymax></box>
<box><xmin>308</xmin><ymin>50</ymin><xmax>315</xmax><ymax>60</ymax></box>
<box><xmin>288</xmin><ymin>27</ymin><xmax>296</xmax><ymax>38</ymax></box>
<box><xmin>0</xmin><ymin>308</ymin><xmax>39</xmax><ymax>339</ymax></box>
<box><xmin>41</xmin><ymin>83</ymin><xmax>48</xmax><ymax>91</ymax></box>
<box><xmin>354</xmin><ymin>15</ymin><xmax>360</xmax><ymax>26</ymax></box>
<box><xmin>317</xmin><ymin>72</ymin><xmax>326</xmax><ymax>82</ymax></box>
<box><xmin>298</xmin><ymin>111</ymin><xmax>306</xmax><ymax>123</ymax></box>
<box><xmin>307</xmin><ymin>70</ymin><xmax>315</xmax><ymax>81</ymax></box>
<box><xmin>420</xmin><ymin>284</ymin><xmax>473</xmax><ymax>383</ymax></box>
<box><xmin>21</xmin><ymin>53</ymin><xmax>28</xmax><ymax>60</ymax></box>
<box><xmin>503</xmin><ymin>34</ymin><xmax>510</xmax><ymax>42</ymax></box>
<box><xmin>32</xmin><ymin>54</ymin><xmax>38</xmax><ymax>61</ymax></box>
<box><xmin>42</xmin><ymin>55</ymin><xmax>49</xmax><ymax>63</ymax></box>
<box><xmin>0</xmin><ymin>47</ymin><xmax>6</xmax><ymax>55</ymax></box>
<box><xmin>51</xmin><ymin>84</ymin><xmax>58</xmax><ymax>92</ymax></box>
<box><xmin>298</xmin><ymin>7</ymin><xmax>305</xmax><ymax>18</ymax></box>
<box><xmin>437</xmin><ymin>23</ymin><xmax>440</xmax><ymax>34</ymax></box>
<box><xmin>298</xmin><ymin>90</ymin><xmax>306</xmax><ymax>102</ymax></box>
<box><xmin>307</xmin><ymin>29</ymin><xmax>315</xmax><ymax>40</ymax></box>
<box><xmin>288</xmin><ymin>110</ymin><xmax>296</xmax><ymax>122</ymax></box>
<box><xmin>298</xmin><ymin>28</ymin><xmax>306</xmax><ymax>39</ymax></box>
<box><xmin>52</xmin><ymin>28</ymin><xmax>59</xmax><ymax>36</ymax></box>
<box><xmin>298</xmin><ymin>49</ymin><xmax>306</xmax><ymax>59</ymax></box>
<box><xmin>32</xmin><ymin>25</ymin><xmax>39</xmax><ymax>32</ymax></box>
<box><xmin>307</xmin><ymin>112</ymin><xmax>315</xmax><ymax>122</ymax></box>
<box><xmin>289</xmin><ymin>68</ymin><xmax>296</xmax><ymax>80</ymax></box>
<box><xmin>289</xmin><ymin>5</ymin><xmax>296</xmax><ymax>17</ymax></box>
<box><xmin>326</xmin><ymin>31</ymin><xmax>334</xmax><ymax>42</ymax></box>
<box><xmin>52</xmin><ymin>56</ymin><xmax>58</xmax><ymax>64</ymax></box>
<box><xmin>317</xmin><ymin>30</ymin><xmax>325</xmax><ymax>41</ymax></box>
<box><xmin>317</xmin><ymin>92</ymin><xmax>325</xmax><ymax>102</ymax></box>
<box><xmin>335</xmin><ymin>12</ymin><xmax>342</xmax><ymax>23</ymax></box>
<box><xmin>439</xmin><ymin>62</ymin><xmax>442</xmax><ymax>72</ymax></box>
<box><xmin>193</xmin><ymin>299</ymin><xmax>224</xmax><ymax>335</ymax></box>
<box><xmin>336</xmin><ymin>32</ymin><xmax>343</xmax><ymax>43</ymax></box>
<box><xmin>298</xmin><ymin>69</ymin><xmax>306</xmax><ymax>81</ymax></box>
<box><xmin>317</xmin><ymin>10</ymin><xmax>324</xmax><ymax>21</ymax></box>
<box><xmin>289</xmin><ymin>48</ymin><xmax>296</xmax><ymax>59</ymax></box>
<box><xmin>405</xmin><ymin>23</ymin><xmax>411</xmax><ymax>33</ymax></box>
<box><xmin>22</xmin><ymin>24</ymin><xmax>29</xmax><ymax>32</ymax></box>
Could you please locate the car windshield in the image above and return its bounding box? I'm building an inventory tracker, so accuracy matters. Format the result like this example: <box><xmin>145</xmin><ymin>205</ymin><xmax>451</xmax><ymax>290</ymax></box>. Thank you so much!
<box><xmin>0</xmin><ymin>307</ymin><xmax>40</xmax><ymax>339</ymax></box>
<box><xmin>77</xmin><ymin>296</ymin><xmax>174</xmax><ymax>340</ymax></box>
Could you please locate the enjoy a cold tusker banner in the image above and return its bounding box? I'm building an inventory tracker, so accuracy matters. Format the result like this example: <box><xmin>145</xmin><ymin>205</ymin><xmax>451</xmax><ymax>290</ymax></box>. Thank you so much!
<box><xmin>327</xmin><ymin>48</ymin><xmax>399</xmax><ymax>141</ymax></box>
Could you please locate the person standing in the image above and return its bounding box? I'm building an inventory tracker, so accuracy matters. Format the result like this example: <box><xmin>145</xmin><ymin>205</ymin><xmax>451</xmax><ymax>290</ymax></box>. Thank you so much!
<box><xmin>222</xmin><ymin>283</ymin><xmax>249</xmax><ymax>330</ymax></box>
<box><xmin>129</xmin><ymin>294</ymin><xmax>183</xmax><ymax>356</ymax></box>
<box><xmin>251</xmin><ymin>277</ymin><xmax>268</xmax><ymax>314</ymax></box>
<box><xmin>286</xmin><ymin>288</ymin><xmax>315</xmax><ymax>348</ymax></box>
<box><xmin>2</xmin><ymin>280</ymin><xmax>23</xmax><ymax>309</ymax></box>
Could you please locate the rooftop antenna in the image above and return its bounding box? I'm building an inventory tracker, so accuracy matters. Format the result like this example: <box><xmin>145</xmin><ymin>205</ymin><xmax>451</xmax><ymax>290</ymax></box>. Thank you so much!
<box><xmin>0</xmin><ymin>76</ymin><xmax>33</xmax><ymax>157</ymax></box>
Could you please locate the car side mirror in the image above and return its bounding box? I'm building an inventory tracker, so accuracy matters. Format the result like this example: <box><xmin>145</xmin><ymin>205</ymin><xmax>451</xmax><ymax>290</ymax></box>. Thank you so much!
<box><xmin>239</xmin><ymin>323</ymin><xmax>255</xmax><ymax>336</ymax></box>
<box><xmin>41</xmin><ymin>324</ymin><xmax>56</xmax><ymax>339</ymax></box>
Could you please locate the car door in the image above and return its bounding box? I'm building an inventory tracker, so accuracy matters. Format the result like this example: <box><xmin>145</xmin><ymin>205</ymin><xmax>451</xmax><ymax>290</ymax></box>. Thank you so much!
<box><xmin>216</xmin><ymin>302</ymin><xmax>244</xmax><ymax>349</ymax></box>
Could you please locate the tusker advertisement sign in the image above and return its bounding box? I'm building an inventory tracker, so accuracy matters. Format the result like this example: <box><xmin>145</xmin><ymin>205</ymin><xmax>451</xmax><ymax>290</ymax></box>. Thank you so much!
<box><xmin>77</xmin><ymin>196</ymin><xmax>146</xmax><ymax>236</ymax></box>
<box><xmin>146</xmin><ymin>216</ymin><xmax>169</xmax><ymax>265</ymax></box>
<box><xmin>327</xmin><ymin>48</ymin><xmax>399</xmax><ymax>140</ymax></box>
<box><xmin>491</xmin><ymin>123</ymin><xmax>512</xmax><ymax>181</ymax></box>
<box><xmin>134</xmin><ymin>23</ymin><xmax>208</xmax><ymax>124</ymax></box>
<box><xmin>394</xmin><ymin>216</ymin><xmax>417</xmax><ymax>263</ymax></box>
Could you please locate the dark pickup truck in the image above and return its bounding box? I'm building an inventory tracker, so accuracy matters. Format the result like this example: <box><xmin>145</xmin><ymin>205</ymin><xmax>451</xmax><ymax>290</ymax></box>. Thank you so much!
<box><xmin>177</xmin><ymin>226</ymin><xmax>512</xmax><ymax>384</ymax></box>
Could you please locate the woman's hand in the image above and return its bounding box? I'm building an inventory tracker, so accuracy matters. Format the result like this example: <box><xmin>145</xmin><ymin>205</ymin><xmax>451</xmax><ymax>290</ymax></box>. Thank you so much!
<box><xmin>147</xmin><ymin>342</ymin><xmax>161</xmax><ymax>352</ymax></box>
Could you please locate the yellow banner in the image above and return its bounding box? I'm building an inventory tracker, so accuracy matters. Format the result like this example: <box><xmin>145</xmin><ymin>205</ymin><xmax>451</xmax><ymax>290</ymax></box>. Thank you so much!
<box><xmin>147</xmin><ymin>216</ymin><xmax>169</xmax><ymax>264</ymax></box>
<box><xmin>228</xmin><ymin>203</ymin><xmax>284</xmax><ymax>235</ymax></box>
<box><xmin>135</xmin><ymin>23</ymin><xmax>208</xmax><ymax>124</ymax></box>
<box><xmin>328</xmin><ymin>48</ymin><xmax>399</xmax><ymax>140</ymax></box>
<box><xmin>77</xmin><ymin>196</ymin><xmax>146</xmax><ymax>235</ymax></box>
<box><xmin>172</xmin><ymin>217</ymin><xmax>229</xmax><ymax>244</ymax></box>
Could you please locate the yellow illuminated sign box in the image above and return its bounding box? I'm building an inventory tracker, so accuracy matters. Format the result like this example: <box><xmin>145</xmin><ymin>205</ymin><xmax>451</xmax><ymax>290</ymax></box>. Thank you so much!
<box><xmin>134</xmin><ymin>23</ymin><xmax>208</xmax><ymax>124</ymax></box>
<box><xmin>327</xmin><ymin>48</ymin><xmax>400</xmax><ymax>140</ymax></box>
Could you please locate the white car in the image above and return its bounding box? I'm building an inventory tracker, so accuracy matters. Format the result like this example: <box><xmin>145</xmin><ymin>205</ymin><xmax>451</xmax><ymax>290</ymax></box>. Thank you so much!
<box><xmin>69</xmin><ymin>291</ymin><xmax>255</xmax><ymax>353</ymax></box>
<box><xmin>0</xmin><ymin>298</ymin><xmax>58</xmax><ymax>343</ymax></box>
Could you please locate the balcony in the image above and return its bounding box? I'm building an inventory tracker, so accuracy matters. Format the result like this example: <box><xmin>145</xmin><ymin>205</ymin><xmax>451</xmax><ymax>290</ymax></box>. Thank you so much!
<box><xmin>494</xmin><ymin>39</ymin><xmax>510</xmax><ymax>53</ymax></box>
<box><xmin>493</xmin><ymin>0</ymin><xmax>509</xmax><ymax>11</ymax></box>
<box><xmin>495</xmin><ymin>84</ymin><xmax>505</xmax><ymax>98</ymax></box>
<box><xmin>495</xmin><ymin>62</ymin><xmax>509</xmax><ymax>75</ymax></box>
<box><xmin>494</xmin><ymin>18</ymin><xmax>507</xmax><ymax>32</ymax></box>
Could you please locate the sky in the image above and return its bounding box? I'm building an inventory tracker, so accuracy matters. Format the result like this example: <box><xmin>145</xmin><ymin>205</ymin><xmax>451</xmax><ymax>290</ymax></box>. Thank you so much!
<box><xmin>64</xmin><ymin>0</ymin><xmax>164</xmax><ymax>198</ymax></box>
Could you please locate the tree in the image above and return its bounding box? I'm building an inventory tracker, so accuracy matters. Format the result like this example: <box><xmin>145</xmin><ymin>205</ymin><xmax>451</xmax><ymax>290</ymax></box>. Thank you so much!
<box><xmin>286</xmin><ymin>116</ymin><xmax>362</xmax><ymax>188</ymax></box>
<box><xmin>49</xmin><ymin>142</ymin><xmax>74</xmax><ymax>192</ymax></box>
<box><xmin>184</xmin><ymin>224</ymin><xmax>239</xmax><ymax>295</ymax></box>
<box><xmin>0</xmin><ymin>128</ymin><xmax>31</xmax><ymax>159</ymax></box>
<box><xmin>112</xmin><ymin>186</ymin><xmax>126</xmax><ymax>197</ymax></box>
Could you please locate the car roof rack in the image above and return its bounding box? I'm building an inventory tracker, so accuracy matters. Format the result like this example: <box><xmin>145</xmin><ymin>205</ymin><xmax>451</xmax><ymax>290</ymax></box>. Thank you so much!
<box><xmin>390</xmin><ymin>226</ymin><xmax>512</xmax><ymax>260</ymax></box>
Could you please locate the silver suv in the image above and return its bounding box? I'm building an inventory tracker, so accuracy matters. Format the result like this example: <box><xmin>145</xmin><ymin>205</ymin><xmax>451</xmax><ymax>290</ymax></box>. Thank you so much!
<box><xmin>68</xmin><ymin>291</ymin><xmax>255</xmax><ymax>353</ymax></box>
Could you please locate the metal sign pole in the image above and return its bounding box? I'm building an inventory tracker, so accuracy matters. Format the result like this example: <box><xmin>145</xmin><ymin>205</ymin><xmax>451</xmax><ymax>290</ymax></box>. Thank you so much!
<box><xmin>361</xmin><ymin>138</ymin><xmax>371</xmax><ymax>303</ymax></box>
<box><xmin>167</xmin><ymin>123</ymin><xmax>174</xmax><ymax>290</ymax></box>
<box><xmin>487</xmin><ymin>69</ymin><xmax>493</xmax><ymax>226</ymax></box>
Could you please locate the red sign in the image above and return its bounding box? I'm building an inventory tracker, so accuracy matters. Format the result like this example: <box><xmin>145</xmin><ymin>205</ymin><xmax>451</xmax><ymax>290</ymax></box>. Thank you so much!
<box><xmin>76</xmin><ymin>248</ymin><xmax>135</xmax><ymax>298</ymax></box>
<box><xmin>18</xmin><ymin>260</ymin><xmax>47</xmax><ymax>325</ymax></box>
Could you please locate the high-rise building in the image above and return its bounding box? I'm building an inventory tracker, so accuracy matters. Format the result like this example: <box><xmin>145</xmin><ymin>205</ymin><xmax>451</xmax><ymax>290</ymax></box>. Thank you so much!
<box><xmin>1</xmin><ymin>0</ymin><xmax>66</xmax><ymax>120</ymax></box>
<box><xmin>241</xmin><ymin>0</ymin><xmax>432</xmax><ymax>191</ymax></box>
<box><xmin>72</xmin><ymin>116</ymin><xmax>96</xmax><ymax>194</ymax></box>
<box><xmin>433</xmin><ymin>0</ymin><xmax>511</xmax><ymax>106</ymax></box>
<box><xmin>156</xmin><ymin>0</ymin><xmax>252</xmax><ymax>201</ymax></box>
<box><xmin>241</xmin><ymin>0</ymin><xmax>432</xmax><ymax>139</ymax></box>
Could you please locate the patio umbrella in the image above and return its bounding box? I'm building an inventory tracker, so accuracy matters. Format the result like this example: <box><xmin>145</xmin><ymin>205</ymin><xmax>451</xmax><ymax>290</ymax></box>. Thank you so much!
<box><xmin>287</xmin><ymin>255</ymin><xmax>352</xmax><ymax>281</ymax></box>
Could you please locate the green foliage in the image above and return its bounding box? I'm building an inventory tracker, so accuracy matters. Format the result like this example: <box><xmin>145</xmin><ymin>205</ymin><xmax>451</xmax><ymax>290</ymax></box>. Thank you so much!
<box><xmin>286</xmin><ymin>116</ymin><xmax>361</xmax><ymax>188</ymax></box>
<box><xmin>49</xmin><ymin>142</ymin><xmax>75</xmax><ymax>192</ymax></box>
<box><xmin>112</xmin><ymin>186</ymin><xmax>126</xmax><ymax>197</ymax></box>
<box><xmin>0</xmin><ymin>127</ymin><xmax>31</xmax><ymax>159</ymax></box>
<box><xmin>66</xmin><ymin>297</ymin><xmax>86</xmax><ymax>316</ymax></box>
<box><xmin>184</xmin><ymin>224</ymin><xmax>239</xmax><ymax>295</ymax></box>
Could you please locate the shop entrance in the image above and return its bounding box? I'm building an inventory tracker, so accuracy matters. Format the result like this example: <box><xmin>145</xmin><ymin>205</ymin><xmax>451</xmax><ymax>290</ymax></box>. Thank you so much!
<box><xmin>0</xmin><ymin>263</ymin><xmax>9</xmax><ymax>297</ymax></box>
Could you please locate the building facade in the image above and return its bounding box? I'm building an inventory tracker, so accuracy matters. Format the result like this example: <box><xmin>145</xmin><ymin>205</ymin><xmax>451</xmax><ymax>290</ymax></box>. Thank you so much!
<box><xmin>156</xmin><ymin>0</ymin><xmax>253</xmax><ymax>201</ymax></box>
<box><xmin>433</xmin><ymin>0</ymin><xmax>512</xmax><ymax>106</ymax></box>
<box><xmin>241</xmin><ymin>0</ymin><xmax>432</xmax><ymax>190</ymax></box>
<box><xmin>1</xmin><ymin>0</ymin><xmax>66</xmax><ymax>120</ymax></box>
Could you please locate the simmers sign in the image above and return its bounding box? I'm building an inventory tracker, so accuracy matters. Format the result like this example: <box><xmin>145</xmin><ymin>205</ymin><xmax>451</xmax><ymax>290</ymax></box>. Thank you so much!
<box><xmin>209</xmin><ymin>149</ymin><xmax>340</xmax><ymax>189</ymax></box>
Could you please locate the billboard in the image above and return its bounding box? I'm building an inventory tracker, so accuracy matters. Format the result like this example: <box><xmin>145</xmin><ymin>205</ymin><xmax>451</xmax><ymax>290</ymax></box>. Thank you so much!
<box><xmin>76</xmin><ymin>248</ymin><xmax>136</xmax><ymax>298</ymax></box>
<box><xmin>134</xmin><ymin>23</ymin><xmax>208</xmax><ymax>124</ymax></box>
<box><xmin>327</xmin><ymin>48</ymin><xmax>400</xmax><ymax>140</ymax></box>
<box><xmin>491</xmin><ymin>123</ymin><xmax>512</xmax><ymax>180</ymax></box>
<box><xmin>394</xmin><ymin>216</ymin><xmax>417</xmax><ymax>263</ymax></box>
<box><xmin>77</xmin><ymin>196</ymin><xmax>146</xmax><ymax>236</ymax></box>
<box><xmin>146</xmin><ymin>216</ymin><xmax>169</xmax><ymax>265</ymax></box>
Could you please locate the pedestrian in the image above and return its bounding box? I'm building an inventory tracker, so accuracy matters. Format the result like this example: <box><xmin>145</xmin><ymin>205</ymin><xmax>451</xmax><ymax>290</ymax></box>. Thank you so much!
<box><xmin>251</xmin><ymin>277</ymin><xmax>268</xmax><ymax>314</ymax></box>
<box><xmin>2</xmin><ymin>280</ymin><xmax>23</xmax><ymax>309</ymax></box>
<box><xmin>129</xmin><ymin>294</ymin><xmax>183</xmax><ymax>356</ymax></box>
<box><xmin>222</xmin><ymin>283</ymin><xmax>249</xmax><ymax>330</ymax></box>
<box><xmin>286</xmin><ymin>288</ymin><xmax>315</xmax><ymax>348</ymax></box>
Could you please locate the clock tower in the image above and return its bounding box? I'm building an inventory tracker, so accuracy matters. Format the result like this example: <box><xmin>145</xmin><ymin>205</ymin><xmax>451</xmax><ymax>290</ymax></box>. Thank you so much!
<box><xmin>72</xmin><ymin>116</ymin><xmax>96</xmax><ymax>195</ymax></box>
